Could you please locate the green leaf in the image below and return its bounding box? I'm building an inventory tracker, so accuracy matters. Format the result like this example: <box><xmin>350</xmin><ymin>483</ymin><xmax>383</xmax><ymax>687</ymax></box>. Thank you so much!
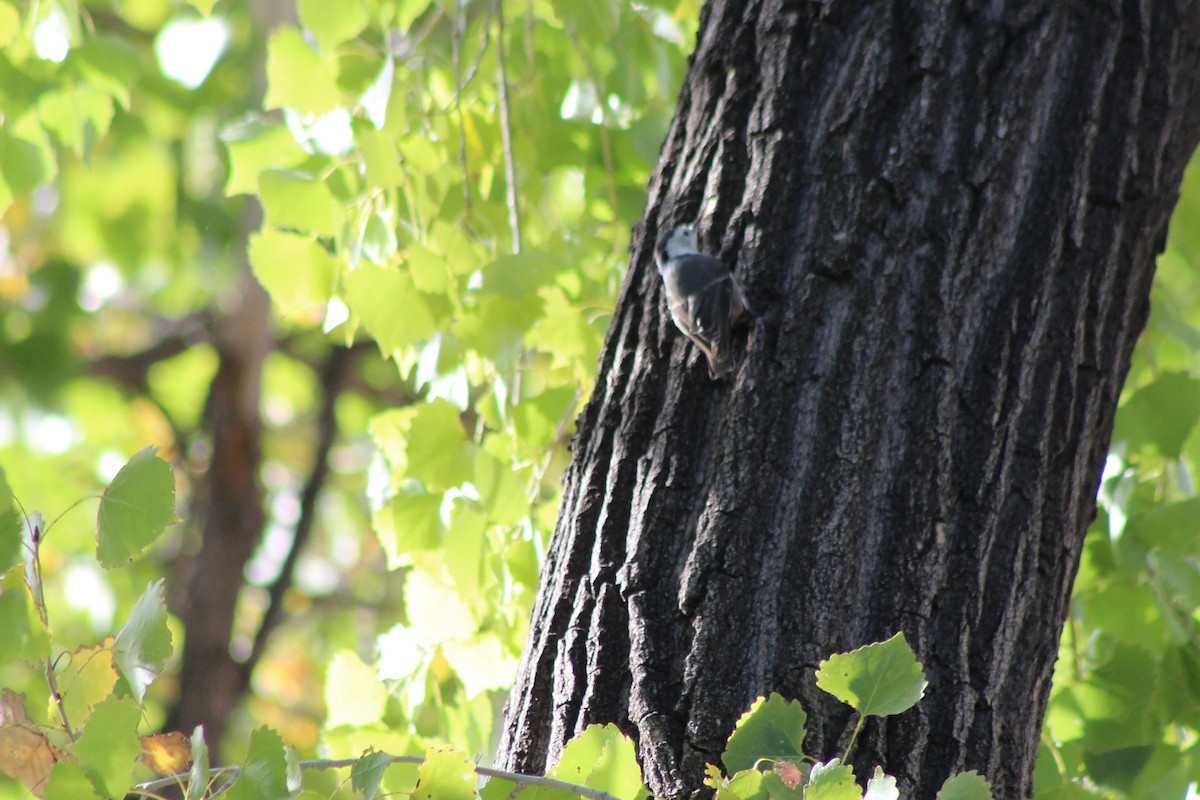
<box><xmin>0</xmin><ymin>466</ymin><xmax>20</xmax><ymax>573</ymax></box>
<box><xmin>352</xmin><ymin>749</ymin><xmax>394</xmax><ymax>800</ymax></box>
<box><xmin>38</xmin><ymin>86</ymin><xmax>114</xmax><ymax>157</ymax></box>
<box><xmin>480</xmin><ymin>253</ymin><xmax>563</xmax><ymax>298</ymax></box>
<box><xmin>0</xmin><ymin>118</ymin><xmax>58</xmax><ymax>196</ymax></box>
<box><xmin>414</xmin><ymin>746</ymin><xmax>476</xmax><ymax>800</ymax></box>
<box><xmin>723</xmin><ymin>694</ymin><xmax>807</xmax><ymax>774</ymax></box>
<box><xmin>815</xmin><ymin>632</ymin><xmax>927</xmax><ymax>717</ymax></box>
<box><xmin>56</xmin><ymin>642</ymin><xmax>119</xmax><ymax>728</ymax></box>
<box><xmin>443</xmin><ymin>633</ymin><xmax>518</xmax><ymax>699</ymax></box>
<box><xmin>474</xmin><ymin>451</ymin><xmax>530</xmax><ymax>527</ymax></box>
<box><xmin>44</xmin><ymin>760</ymin><xmax>105</xmax><ymax>800</ymax></box>
<box><xmin>113</xmin><ymin>579</ymin><xmax>173</xmax><ymax>703</ymax></box>
<box><xmin>548</xmin><ymin>724</ymin><xmax>644</xmax><ymax>800</ymax></box>
<box><xmin>71</xmin><ymin>36</ymin><xmax>144</xmax><ymax>110</ymax></box>
<box><xmin>804</xmin><ymin>760</ymin><xmax>858</xmax><ymax>800</ymax></box>
<box><xmin>258</xmin><ymin>169</ymin><xmax>340</xmax><ymax>237</ymax></box>
<box><xmin>374</xmin><ymin>488</ymin><xmax>445</xmax><ymax>562</ymax></box>
<box><xmin>72</xmin><ymin>696</ymin><xmax>140</xmax><ymax>799</ymax></box>
<box><xmin>406</xmin><ymin>400</ymin><xmax>475</xmax><ymax>488</ymax></box>
<box><xmin>220</xmin><ymin>115</ymin><xmax>309</xmax><ymax>196</ymax></box>
<box><xmin>249</xmin><ymin>229</ymin><xmax>337</xmax><ymax>315</ymax></box>
<box><xmin>187</xmin><ymin>726</ymin><xmax>210</xmax><ymax>800</ymax></box>
<box><xmin>264</xmin><ymin>27</ymin><xmax>340</xmax><ymax>115</ymax></box>
<box><xmin>863</xmin><ymin>766</ymin><xmax>899</xmax><ymax>800</ymax></box>
<box><xmin>0</xmin><ymin>568</ymin><xmax>51</xmax><ymax>665</ymax></box>
<box><xmin>511</xmin><ymin>387</ymin><xmax>576</xmax><ymax>452</ymax></box>
<box><xmin>227</xmin><ymin>727</ymin><xmax>295</xmax><ymax>800</ymax></box>
<box><xmin>298</xmin><ymin>0</ymin><xmax>368</xmax><ymax>50</ymax></box>
<box><xmin>358</xmin><ymin>126</ymin><xmax>405</xmax><ymax>188</ymax></box>
<box><xmin>1123</xmin><ymin>497</ymin><xmax>1200</xmax><ymax>555</ymax></box>
<box><xmin>325</xmin><ymin>650</ymin><xmax>388</xmax><ymax>728</ymax></box>
<box><xmin>345</xmin><ymin>264</ymin><xmax>439</xmax><ymax>354</ymax></box>
<box><xmin>1112</xmin><ymin>372</ymin><xmax>1200</xmax><ymax>459</ymax></box>
<box><xmin>936</xmin><ymin>771</ymin><xmax>993</xmax><ymax>800</ymax></box>
<box><xmin>723</xmin><ymin>768</ymin><xmax>768</xmax><ymax>800</ymax></box>
<box><xmin>0</xmin><ymin>1</ymin><xmax>19</xmax><ymax>48</ymax></box>
<box><xmin>96</xmin><ymin>446</ymin><xmax>177</xmax><ymax>568</ymax></box>
<box><xmin>408</xmin><ymin>245</ymin><xmax>454</xmax><ymax>293</ymax></box>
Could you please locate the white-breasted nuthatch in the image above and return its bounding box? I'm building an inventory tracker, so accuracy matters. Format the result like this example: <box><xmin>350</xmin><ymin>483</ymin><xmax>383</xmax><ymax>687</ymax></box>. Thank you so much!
<box><xmin>654</xmin><ymin>224</ymin><xmax>748</xmax><ymax>379</ymax></box>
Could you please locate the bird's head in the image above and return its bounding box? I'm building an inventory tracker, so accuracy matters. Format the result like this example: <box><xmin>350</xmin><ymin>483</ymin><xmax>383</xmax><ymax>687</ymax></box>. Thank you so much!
<box><xmin>656</xmin><ymin>224</ymin><xmax>701</xmax><ymax>268</ymax></box>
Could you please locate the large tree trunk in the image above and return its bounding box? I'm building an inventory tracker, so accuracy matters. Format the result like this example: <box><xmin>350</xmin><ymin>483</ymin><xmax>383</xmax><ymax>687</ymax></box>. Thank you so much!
<box><xmin>496</xmin><ymin>2</ymin><xmax>1200</xmax><ymax>798</ymax></box>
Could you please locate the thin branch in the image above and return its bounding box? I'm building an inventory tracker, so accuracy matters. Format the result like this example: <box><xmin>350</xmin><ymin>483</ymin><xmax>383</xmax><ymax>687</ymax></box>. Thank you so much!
<box><xmin>495</xmin><ymin>0</ymin><xmax>521</xmax><ymax>253</ymax></box>
<box><xmin>452</xmin><ymin>0</ymin><xmax>472</xmax><ymax>212</ymax></box>
<box><xmin>402</xmin><ymin>5</ymin><xmax>446</xmax><ymax>56</ymax></box>
<box><xmin>525</xmin><ymin>0</ymin><xmax>534</xmax><ymax>80</ymax></box>
<box><xmin>457</xmin><ymin>0</ymin><xmax>498</xmax><ymax>96</ymax></box>
<box><xmin>132</xmin><ymin>754</ymin><xmax>625</xmax><ymax>800</ymax></box>
<box><xmin>238</xmin><ymin>345</ymin><xmax>356</xmax><ymax>685</ymax></box>
<box><xmin>85</xmin><ymin>312</ymin><xmax>211</xmax><ymax>391</ymax></box>
<box><xmin>568</xmin><ymin>29</ymin><xmax>618</xmax><ymax>217</ymax></box>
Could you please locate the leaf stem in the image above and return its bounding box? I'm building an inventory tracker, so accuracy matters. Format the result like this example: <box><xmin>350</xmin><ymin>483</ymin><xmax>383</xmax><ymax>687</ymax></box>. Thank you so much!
<box><xmin>842</xmin><ymin>714</ymin><xmax>865</xmax><ymax>763</ymax></box>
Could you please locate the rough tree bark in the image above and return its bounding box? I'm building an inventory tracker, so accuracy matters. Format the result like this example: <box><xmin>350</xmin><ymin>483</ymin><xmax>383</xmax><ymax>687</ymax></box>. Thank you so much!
<box><xmin>496</xmin><ymin>2</ymin><xmax>1200</xmax><ymax>798</ymax></box>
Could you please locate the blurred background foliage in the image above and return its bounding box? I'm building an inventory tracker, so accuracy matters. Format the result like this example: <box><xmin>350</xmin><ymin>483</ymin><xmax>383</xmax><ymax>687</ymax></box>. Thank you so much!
<box><xmin>0</xmin><ymin>0</ymin><xmax>1198</xmax><ymax>797</ymax></box>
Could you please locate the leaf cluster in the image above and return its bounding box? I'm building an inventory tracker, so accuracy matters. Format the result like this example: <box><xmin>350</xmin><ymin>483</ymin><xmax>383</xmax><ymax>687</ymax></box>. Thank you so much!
<box><xmin>708</xmin><ymin>634</ymin><xmax>990</xmax><ymax>800</ymax></box>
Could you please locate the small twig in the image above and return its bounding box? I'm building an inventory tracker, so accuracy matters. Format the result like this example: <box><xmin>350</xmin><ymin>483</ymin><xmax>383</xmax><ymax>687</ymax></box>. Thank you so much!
<box><xmin>525</xmin><ymin>0</ymin><xmax>534</xmax><ymax>80</ymax></box>
<box><xmin>133</xmin><ymin>754</ymin><xmax>626</xmax><ymax>800</ymax></box>
<box><xmin>452</xmin><ymin>0</ymin><xmax>471</xmax><ymax>212</ymax></box>
<box><xmin>495</xmin><ymin>0</ymin><xmax>521</xmax><ymax>253</ymax></box>
<box><xmin>456</xmin><ymin>0</ymin><xmax>498</xmax><ymax>96</ymax></box>
<box><xmin>404</xmin><ymin>6</ymin><xmax>446</xmax><ymax>55</ymax></box>
<box><xmin>567</xmin><ymin>29</ymin><xmax>618</xmax><ymax>216</ymax></box>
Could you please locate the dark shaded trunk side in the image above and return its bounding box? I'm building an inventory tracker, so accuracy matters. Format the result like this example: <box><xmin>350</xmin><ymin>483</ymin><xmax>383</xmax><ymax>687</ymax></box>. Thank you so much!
<box><xmin>497</xmin><ymin>1</ymin><xmax>1200</xmax><ymax>798</ymax></box>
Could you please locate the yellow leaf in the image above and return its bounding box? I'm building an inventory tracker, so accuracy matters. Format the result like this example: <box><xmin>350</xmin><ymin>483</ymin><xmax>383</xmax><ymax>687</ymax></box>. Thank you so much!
<box><xmin>139</xmin><ymin>731</ymin><xmax>193</xmax><ymax>776</ymax></box>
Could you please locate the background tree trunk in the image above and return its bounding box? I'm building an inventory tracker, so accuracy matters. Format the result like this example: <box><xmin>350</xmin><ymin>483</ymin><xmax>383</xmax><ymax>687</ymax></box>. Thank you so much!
<box><xmin>496</xmin><ymin>2</ymin><xmax>1200</xmax><ymax>797</ymax></box>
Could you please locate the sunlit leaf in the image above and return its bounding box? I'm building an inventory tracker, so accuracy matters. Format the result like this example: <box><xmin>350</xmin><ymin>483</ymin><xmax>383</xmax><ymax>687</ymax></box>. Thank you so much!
<box><xmin>96</xmin><ymin>446</ymin><xmax>177</xmax><ymax>568</ymax></box>
<box><xmin>414</xmin><ymin>746</ymin><xmax>475</xmax><ymax>800</ymax></box>
<box><xmin>864</xmin><ymin>767</ymin><xmax>899</xmax><ymax>800</ymax></box>
<box><xmin>249</xmin><ymin>229</ymin><xmax>337</xmax><ymax>315</ymax></box>
<box><xmin>548</xmin><ymin>724</ymin><xmax>644</xmax><ymax>800</ymax></box>
<box><xmin>264</xmin><ymin>27</ymin><xmax>339</xmax><ymax>115</ymax></box>
<box><xmin>936</xmin><ymin>771</ymin><xmax>993</xmax><ymax>800</ymax></box>
<box><xmin>112</xmin><ymin>580</ymin><xmax>172</xmax><ymax>703</ymax></box>
<box><xmin>187</xmin><ymin>726</ymin><xmax>210</xmax><ymax>800</ymax></box>
<box><xmin>298</xmin><ymin>0</ymin><xmax>368</xmax><ymax>51</ymax></box>
<box><xmin>221</xmin><ymin>115</ymin><xmax>310</xmax><ymax>195</ymax></box>
<box><xmin>258</xmin><ymin>169</ymin><xmax>340</xmax><ymax>237</ymax></box>
<box><xmin>803</xmin><ymin>760</ymin><xmax>858</xmax><ymax>800</ymax></box>
<box><xmin>139</xmin><ymin>731</ymin><xmax>193</xmax><ymax>777</ymax></box>
<box><xmin>72</xmin><ymin>697</ymin><xmax>140</xmax><ymax>799</ymax></box>
<box><xmin>345</xmin><ymin>264</ymin><xmax>440</xmax><ymax>354</ymax></box>
<box><xmin>55</xmin><ymin>640</ymin><xmax>119</xmax><ymax>728</ymax></box>
<box><xmin>226</xmin><ymin>727</ymin><xmax>295</xmax><ymax>800</ymax></box>
<box><xmin>815</xmin><ymin>632</ymin><xmax>927</xmax><ymax>717</ymax></box>
<box><xmin>325</xmin><ymin>650</ymin><xmax>388</xmax><ymax>728</ymax></box>
<box><xmin>723</xmin><ymin>694</ymin><xmax>807</xmax><ymax>774</ymax></box>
